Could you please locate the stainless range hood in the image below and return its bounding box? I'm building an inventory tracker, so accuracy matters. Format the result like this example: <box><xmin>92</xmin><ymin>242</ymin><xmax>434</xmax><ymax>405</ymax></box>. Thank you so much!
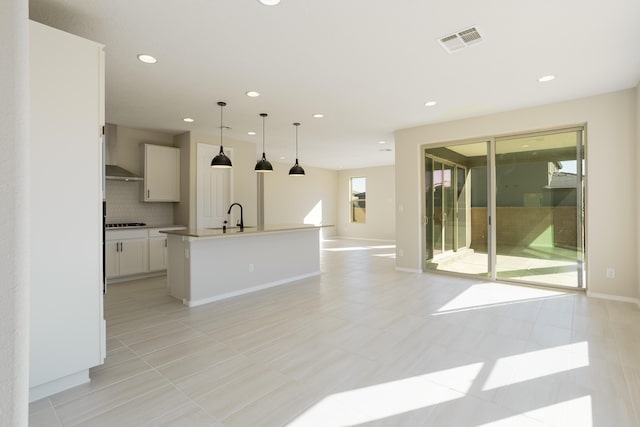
<box><xmin>105</xmin><ymin>164</ymin><xmax>142</xmax><ymax>181</ymax></box>
<box><xmin>104</xmin><ymin>123</ymin><xmax>143</xmax><ymax>181</ymax></box>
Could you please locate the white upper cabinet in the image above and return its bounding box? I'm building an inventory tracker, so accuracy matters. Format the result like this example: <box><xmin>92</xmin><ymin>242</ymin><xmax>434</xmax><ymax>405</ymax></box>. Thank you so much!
<box><xmin>143</xmin><ymin>144</ymin><xmax>180</xmax><ymax>202</ymax></box>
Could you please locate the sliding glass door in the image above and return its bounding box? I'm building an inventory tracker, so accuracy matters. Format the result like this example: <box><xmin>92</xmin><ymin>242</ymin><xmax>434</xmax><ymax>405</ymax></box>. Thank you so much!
<box><xmin>424</xmin><ymin>142</ymin><xmax>489</xmax><ymax>276</ymax></box>
<box><xmin>423</xmin><ymin>128</ymin><xmax>585</xmax><ymax>289</ymax></box>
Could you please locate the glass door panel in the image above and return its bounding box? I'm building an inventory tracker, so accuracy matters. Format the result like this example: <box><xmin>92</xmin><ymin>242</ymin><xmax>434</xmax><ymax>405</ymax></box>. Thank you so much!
<box><xmin>443</xmin><ymin>164</ymin><xmax>454</xmax><ymax>252</ymax></box>
<box><xmin>456</xmin><ymin>166</ymin><xmax>467</xmax><ymax>249</ymax></box>
<box><xmin>433</xmin><ymin>161</ymin><xmax>443</xmax><ymax>257</ymax></box>
<box><xmin>424</xmin><ymin>142</ymin><xmax>489</xmax><ymax>276</ymax></box>
<box><xmin>424</xmin><ymin>157</ymin><xmax>434</xmax><ymax>261</ymax></box>
<box><xmin>494</xmin><ymin>130</ymin><xmax>584</xmax><ymax>288</ymax></box>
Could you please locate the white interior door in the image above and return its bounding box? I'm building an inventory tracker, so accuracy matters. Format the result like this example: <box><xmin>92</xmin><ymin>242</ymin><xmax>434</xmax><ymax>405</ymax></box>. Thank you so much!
<box><xmin>197</xmin><ymin>143</ymin><xmax>232</xmax><ymax>229</ymax></box>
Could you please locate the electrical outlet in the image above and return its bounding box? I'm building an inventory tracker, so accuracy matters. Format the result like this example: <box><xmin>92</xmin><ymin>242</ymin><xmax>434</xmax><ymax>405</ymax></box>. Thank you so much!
<box><xmin>249</xmin><ymin>263</ymin><xmax>254</xmax><ymax>273</ymax></box>
<box><xmin>606</xmin><ymin>268</ymin><xmax>615</xmax><ymax>279</ymax></box>
<box><xmin>398</xmin><ymin>249</ymin><xmax>404</xmax><ymax>257</ymax></box>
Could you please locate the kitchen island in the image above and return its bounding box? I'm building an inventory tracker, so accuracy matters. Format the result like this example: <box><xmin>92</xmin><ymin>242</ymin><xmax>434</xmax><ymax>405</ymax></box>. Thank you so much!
<box><xmin>162</xmin><ymin>225</ymin><xmax>326</xmax><ymax>307</ymax></box>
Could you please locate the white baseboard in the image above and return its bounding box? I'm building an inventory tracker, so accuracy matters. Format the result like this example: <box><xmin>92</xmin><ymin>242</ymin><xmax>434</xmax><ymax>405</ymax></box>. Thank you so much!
<box><xmin>107</xmin><ymin>270</ymin><xmax>166</xmax><ymax>284</ymax></box>
<box><xmin>395</xmin><ymin>267</ymin><xmax>422</xmax><ymax>273</ymax></box>
<box><xmin>186</xmin><ymin>271</ymin><xmax>321</xmax><ymax>307</ymax></box>
<box><xmin>30</xmin><ymin>369</ymin><xmax>89</xmax><ymax>402</ymax></box>
<box><xmin>586</xmin><ymin>291</ymin><xmax>640</xmax><ymax>308</ymax></box>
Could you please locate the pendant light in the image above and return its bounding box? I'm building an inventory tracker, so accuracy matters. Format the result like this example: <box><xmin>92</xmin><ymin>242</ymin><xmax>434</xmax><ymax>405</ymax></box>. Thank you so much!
<box><xmin>289</xmin><ymin>122</ymin><xmax>305</xmax><ymax>176</ymax></box>
<box><xmin>211</xmin><ymin>101</ymin><xmax>232</xmax><ymax>168</ymax></box>
<box><xmin>255</xmin><ymin>113</ymin><xmax>273</xmax><ymax>172</ymax></box>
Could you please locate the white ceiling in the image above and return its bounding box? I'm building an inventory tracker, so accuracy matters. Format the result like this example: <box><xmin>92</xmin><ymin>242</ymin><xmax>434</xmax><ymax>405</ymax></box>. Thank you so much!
<box><xmin>29</xmin><ymin>0</ymin><xmax>640</xmax><ymax>170</ymax></box>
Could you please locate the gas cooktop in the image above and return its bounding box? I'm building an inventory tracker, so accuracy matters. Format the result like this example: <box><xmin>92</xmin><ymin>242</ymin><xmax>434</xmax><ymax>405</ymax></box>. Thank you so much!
<box><xmin>105</xmin><ymin>222</ymin><xmax>146</xmax><ymax>229</ymax></box>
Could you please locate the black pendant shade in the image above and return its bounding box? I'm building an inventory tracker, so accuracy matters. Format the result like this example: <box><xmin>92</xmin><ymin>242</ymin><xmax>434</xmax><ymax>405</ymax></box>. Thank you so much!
<box><xmin>289</xmin><ymin>122</ymin><xmax>305</xmax><ymax>176</ymax></box>
<box><xmin>255</xmin><ymin>113</ymin><xmax>273</xmax><ymax>173</ymax></box>
<box><xmin>211</xmin><ymin>101</ymin><xmax>232</xmax><ymax>169</ymax></box>
<box><xmin>289</xmin><ymin>161</ymin><xmax>305</xmax><ymax>176</ymax></box>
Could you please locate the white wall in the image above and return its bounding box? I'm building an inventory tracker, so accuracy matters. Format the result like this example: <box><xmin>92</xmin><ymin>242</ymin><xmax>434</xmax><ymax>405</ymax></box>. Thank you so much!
<box><xmin>395</xmin><ymin>89</ymin><xmax>638</xmax><ymax>299</ymax></box>
<box><xmin>0</xmin><ymin>1</ymin><xmax>29</xmax><ymax>425</ymax></box>
<box><xmin>264</xmin><ymin>162</ymin><xmax>337</xmax><ymax>238</ymax></box>
<box><xmin>337</xmin><ymin>166</ymin><xmax>396</xmax><ymax>241</ymax></box>
<box><xmin>174</xmin><ymin>132</ymin><xmax>257</xmax><ymax>229</ymax></box>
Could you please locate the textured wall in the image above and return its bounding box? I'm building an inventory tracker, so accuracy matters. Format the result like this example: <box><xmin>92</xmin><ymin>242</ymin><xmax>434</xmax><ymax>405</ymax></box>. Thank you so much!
<box><xmin>263</xmin><ymin>162</ymin><xmax>338</xmax><ymax>239</ymax></box>
<box><xmin>0</xmin><ymin>2</ymin><xmax>29</xmax><ymax>426</ymax></box>
<box><xmin>337</xmin><ymin>166</ymin><xmax>396</xmax><ymax>241</ymax></box>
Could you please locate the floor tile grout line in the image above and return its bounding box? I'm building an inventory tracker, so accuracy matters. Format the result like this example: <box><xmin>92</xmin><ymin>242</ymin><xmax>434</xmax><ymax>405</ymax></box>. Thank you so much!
<box><xmin>50</xmin><ymin>342</ymin><xmax>158</xmax><ymax>413</ymax></box>
<box><xmin>135</xmin><ymin>356</ymin><xmax>222</xmax><ymax>425</ymax></box>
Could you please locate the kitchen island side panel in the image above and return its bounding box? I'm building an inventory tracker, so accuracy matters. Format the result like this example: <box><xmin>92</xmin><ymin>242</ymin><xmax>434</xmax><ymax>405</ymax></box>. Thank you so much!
<box><xmin>172</xmin><ymin>229</ymin><xmax>320</xmax><ymax>306</ymax></box>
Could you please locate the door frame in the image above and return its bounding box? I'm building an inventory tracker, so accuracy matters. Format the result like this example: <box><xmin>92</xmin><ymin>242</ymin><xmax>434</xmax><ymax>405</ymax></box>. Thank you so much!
<box><xmin>196</xmin><ymin>143</ymin><xmax>234</xmax><ymax>229</ymax></box>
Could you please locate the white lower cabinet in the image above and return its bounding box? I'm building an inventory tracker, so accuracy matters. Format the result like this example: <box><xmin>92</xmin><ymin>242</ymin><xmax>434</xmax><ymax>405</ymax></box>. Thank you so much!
<box><xmin>105</xmin><ymin>229</ymin><xmax>148</xmax><ymax>278</ymax></box>
<box><xmin>149</xmin><ymin>237</ymin><xmax>168</xmax><ymax>272</ymax></box>
<box><xmin>106</xmin><ymin>227</ymin><xmax>184</xmax><ymax>280</ymax></box>
<box><xmin>105</xmin><ymin>241</ymin><xmax>120</xmax><ymax>278</ymax></box>
<box><xmin>118</xmin><ymin>238</ymin><xmax>149</xmax><ymax>276</ymax></box>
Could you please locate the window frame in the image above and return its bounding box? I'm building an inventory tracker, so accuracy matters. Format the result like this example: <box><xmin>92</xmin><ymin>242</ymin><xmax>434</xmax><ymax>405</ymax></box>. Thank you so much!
<box><xmin>349</xmin><ymin>176</ymin><xmax>366</xmax><ymax>224</ymax></box>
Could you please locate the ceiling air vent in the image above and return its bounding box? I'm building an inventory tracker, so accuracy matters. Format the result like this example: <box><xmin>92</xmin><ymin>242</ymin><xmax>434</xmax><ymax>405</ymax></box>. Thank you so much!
<box><xmin>438</xmin><ymin>27</ymin><xmax>483</xmax><ymax>53</ymax></box>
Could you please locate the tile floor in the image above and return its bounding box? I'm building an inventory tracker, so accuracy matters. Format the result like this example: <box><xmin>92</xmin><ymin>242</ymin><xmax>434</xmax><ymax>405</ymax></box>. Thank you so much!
<box><xmin>29</xmin><ymin>238</ymin><xmax>640</xmax><ymax>426</ymax></box>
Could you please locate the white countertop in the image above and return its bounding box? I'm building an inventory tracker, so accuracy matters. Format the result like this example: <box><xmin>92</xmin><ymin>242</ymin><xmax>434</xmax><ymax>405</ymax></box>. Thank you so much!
<box><xmin>105</xmin><ymin>224</ymin><xmax>186</xmax><ymax>231</ymax></box>
<box><xmin>162</xmin><ymin>224</ymin><xmax>331</xmax><ymax>239</ymax></box>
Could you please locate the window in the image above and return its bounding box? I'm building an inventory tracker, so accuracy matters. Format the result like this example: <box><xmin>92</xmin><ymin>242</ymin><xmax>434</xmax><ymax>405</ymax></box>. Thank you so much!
<box><xmin>350</xmin><ymin>177</ymin><xmax>366</xmax><ymax>223</ymax></box>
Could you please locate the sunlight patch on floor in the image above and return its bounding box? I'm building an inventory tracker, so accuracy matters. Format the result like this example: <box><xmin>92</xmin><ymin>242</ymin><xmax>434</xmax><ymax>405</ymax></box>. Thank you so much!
<box><xmin>436</xmin><ymin>283</ymin><xmax>567</xmax><ymax>313</ymax></box>
<box><xmin>288</xmin><ymin>366</ymin><xmax>476</xmax><ymax>426</ymax></box>
<box><xmin>483</xmin><ymin>342</ymin><xmax>589</xmax><ymax>390</ymax></box>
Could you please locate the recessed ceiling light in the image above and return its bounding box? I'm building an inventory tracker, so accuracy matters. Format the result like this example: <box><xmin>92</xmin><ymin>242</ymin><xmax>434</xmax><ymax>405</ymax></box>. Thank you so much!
<box><xmin>137</xmin><ymin>54</ymin><xmax>157</xmax><ymax>64</ymax></box>
<box><xmin>183</xmin><ymin>118</ymin><xmax>194</xmax><ymax>123</ymax></box>
<box><xmin>424</xmin><ymin>101</ymin><xmax>437</xmax><ymax>107</ymax></box>
<box><xmin>312</xmin><ymin>113</ymin><xmax>324</xmax><ymax>118</ymax></box>
<box><xmin>538</xmin><ymin>74</ymin><xmax>556</xmax><ymax>83</ymax></box>
<box><xmin>248</xmin><ymin>131</ymin><xmax>256</xmax><ymax>135</ymax></box>
<box><xmin>258</xmin><ymin>0</ymin><xmax>280</xmax><ymax>5</ymax></box>
<box><xmin>279</xmin><ymin>156</ymin><xmax>286</xmax><ymax>160</ymax></box>
<box><xmin>246</xmin><ymin>91</ymin><xmax>260</xmax><ymax>97</ymax></box>
<box><xmin>378</xmin><ymin>141</ymin><xmax>386</xmax><ymax>144</ymax></box>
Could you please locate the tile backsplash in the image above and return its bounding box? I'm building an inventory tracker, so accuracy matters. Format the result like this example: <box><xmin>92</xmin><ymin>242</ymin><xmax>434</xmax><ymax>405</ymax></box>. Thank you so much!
<box><xmin>106</xmin><ymin>180</ymin><xmax>174</xmax><ymax>225</ymax></box>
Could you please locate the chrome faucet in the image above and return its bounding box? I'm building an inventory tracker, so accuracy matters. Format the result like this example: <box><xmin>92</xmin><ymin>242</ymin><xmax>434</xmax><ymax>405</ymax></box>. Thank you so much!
<box><xmin>227</xmin><ymin>203</ymin><xmax>244</xmax><ymax>231</ymax></box>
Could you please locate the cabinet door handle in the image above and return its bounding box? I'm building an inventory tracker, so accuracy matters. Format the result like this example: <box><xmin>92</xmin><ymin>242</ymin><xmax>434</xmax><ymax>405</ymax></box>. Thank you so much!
<box><xmin>164</xmin><ymin>239</ymin><xmax>167</xmax><ymax>247</ymax></box>
<box><xmin>147</xmin><ymin>189</ymin><xmax>150</xmax><ymax>198</ymax></box>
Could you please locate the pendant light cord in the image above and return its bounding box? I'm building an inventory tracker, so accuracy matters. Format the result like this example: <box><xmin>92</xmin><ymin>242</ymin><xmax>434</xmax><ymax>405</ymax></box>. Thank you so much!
<box><xmin>262</xmin><ymin>115</ymin><xmax>266</xmax><ymax>153</ymax></box>
<box><xmin>220</xmin><ymin>103</ymin><xmax>223</xmax><ymax>146</ymax></box>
